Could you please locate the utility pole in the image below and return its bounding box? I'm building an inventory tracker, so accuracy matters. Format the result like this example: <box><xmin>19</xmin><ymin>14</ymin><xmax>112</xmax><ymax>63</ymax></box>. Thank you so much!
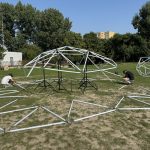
<box><xmin>0</xmin><ymin>7</ymin><xmax>7</xmax><ymax>52</ymax></box>
<box><xmin>1</xmin><ymin>14</ymin><xmax>4</xmax><ymax>47</ymax></box>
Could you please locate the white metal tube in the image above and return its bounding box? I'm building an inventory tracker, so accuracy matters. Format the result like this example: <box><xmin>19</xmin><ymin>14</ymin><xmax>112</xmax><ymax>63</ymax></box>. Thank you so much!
<box><xmin>102</xmin><ymin>71</ymin><xmax>113</xmax><ymax>81</ymax></box>
<box><xmin>85</xmin><ymin>66</ymin><xmax>117</xmax><ymax>73</ymax></box>
<box><xmin>129</xmin><ymin>97</ymin><xmax>150</xmax><ymax>106</ymax></box>
<box><xmin>83</xmin><ymin>51</ymin><xmax>89</xmax><ymax>72</ymax></box>
<box><xmin>0</xmin><ymin>91</ymin><xmax>19</xmax><ymax>96</ymax></box>
<box><xmin>26</xmin><ymin>61</ymin><xmax>38</xmax><ymax>77</ymax></box>
<box><xmin>13</xmin><ymin>107</ymin><xmax>38</xmax><ymax>127</ymax></box>
<box><xmin>0</xmin><ymin>128</ymin><xmax>4</xmax><ymax>131</ymax></box>
<box><xmin>24</xmin><ymin>55</ymin><xmax>39</xmax><ymax>67</ymax></box>
<box><xmin>67</xmin><ymin>100</ymin><xmax>74</xmax><ymax>118</ymax></box>
<box><xmin>128</xmin><ymin>95</ymin><xmax>150</xmax><ymax>98</ymax></box>
<box><xmin>73</xmin><ymin>100</ymin><xmax>108</xmax><ymax>108</ymax></box>
<box><xmin>87</xmin><ymin>56</ymin><xmax>100</xmax><ymax>69</ymax></box>
<box><xmin>115</xmin><ymin>97</ymin><xmax>124</xmax><ymax>108</ymax></box>
<box><xmin>45</xmin><ymin>68</ymin><xmax>81</xmax><ymax>73</ymax></box>
<box><xmin>127</xmin><ymin>92</ymin><xmax>148</xmax><ymax>95</ymax></box>
<box><xmin>0</xmin><ymin>89</ymin><xmax>19</xmax><ymax>93</ymax></box>
<box><xmin>103</xmin><ymin>70</ymin><xmax>123</xmax><ymax>77</ymax></box>
<box><xmin>90</xmin><ymin>51</ymin><xmax>117</xmax><ymax>67</ymax></box>
<box><xmin>0</xmin><ymin>106</ymin><xmax>38</xmax><ymax>115</ymax></box>
<box><xmin>0</xmin><ymin>96</ymin><xmax>28</xmax><ymax>98</ymax></box>
<box><xmin>14</xmin><ymin>83</ymin><xmax>26</xmax><ymax>90</ymax></box>
<box><xmin>59</xmin><ymin>51</ymin><xmax>81</xmax><ymax>71</ymax></box>
<box><xmin>44</xmin><ymin>51</ymin><xmax>56</xmax><ymax>67</ymax></box>
<box><xmin>26</xmin><ymin>63</ymin><xmax>117</xmax><ymax>74</ymax></box>
<box><xmin>0</xmin><ymin>99</ymin><xmax>18</xmax><ymax>110</ymax></box>
<box><xmin>8</xmin><ymin>121</ymin><xmax>66</xmax><ymax>132</ymax></box>
<box><xmin>42</xmin><ymin>106</ymin><xmax>66</xmax><ymax>122</ymax></box>
<box><xmin>74</xmin><ymin>109</ymin><xmax>116</xmax><ymax>122</ymax></box>
<box><xmin>130</xmin><ymin>93</ymin><xmax>150</xmax><ymax>97</ymax></box>
<box><xmin>119</xmin><ymin>85</ymin><xmax>127</xmax><ymax>90</ymax></box>
<box><xmin>118</xmin><ymin>108</ymin><xmax>150</xmax><ymax>110</ymax></box>
<box><xmin>26</xmin><ymin>54</ymin><xmax>41</xmax><ymax>77</ymax></box>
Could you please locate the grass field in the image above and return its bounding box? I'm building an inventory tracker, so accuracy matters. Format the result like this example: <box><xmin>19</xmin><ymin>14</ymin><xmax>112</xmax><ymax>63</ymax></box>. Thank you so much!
<box><xmin>0</xmin><ymin>62</ymin><xmax>149</xmax><ymax>150</ymax></box>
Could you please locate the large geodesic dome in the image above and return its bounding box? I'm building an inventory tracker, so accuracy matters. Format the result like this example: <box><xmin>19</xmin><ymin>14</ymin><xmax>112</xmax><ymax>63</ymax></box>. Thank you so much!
<box><xmin>24</xmin><ymin>46</ymin><xmax>117</xmax><ymax>77</ymax></box>
<box><xmin>136</xmin><ymin>57</ymin><xmax>150</xmax><ymax>77</ymax></box>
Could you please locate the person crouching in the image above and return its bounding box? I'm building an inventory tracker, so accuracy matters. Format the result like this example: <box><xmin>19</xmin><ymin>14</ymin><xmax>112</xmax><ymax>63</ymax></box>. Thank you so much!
<box><xmin>123</xmin><ymin>70</ymin><xmax>134</xmax><ymax>84</ymax></box>
<box><xmin>1</xmin><ymin>73</ymin><xmax>15</xmax><ymax>87</ymax></box>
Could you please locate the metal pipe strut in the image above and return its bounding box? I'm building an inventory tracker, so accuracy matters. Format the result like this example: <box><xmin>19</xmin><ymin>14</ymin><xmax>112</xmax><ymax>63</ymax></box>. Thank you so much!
<box><xmin>115</xmin><ymin>97</ymin><xmax>124</xmax><ymax>108</ymax></box>
<box><xmin>0</xmin><ymin>106</ymin><xmax>38</xmax><ymax>115</ymax></box>
<box><xmin>8</xmin><ymin>121</ymin><xmax>66</xmax><ymax>132</ymax></box>
<box><xmin>42</xmin><ymin>106</ymin><xmax>66</xmax><ymax>122</ymax></box>
<box><xmin>74</xmin><ymin>109</ymin><xmax>116</xmax><ymax>122</ymax></box>
<box><xmin>0</xmin><ymin>99</ymin><xmax>18</xmax><ymax>110</ymax></box>
<box><xmin>118</xmin><ymin>108</ymin><xmax>150</xmax><ymax>110</ymax></box>
<box><xmin>73</xmin><ymin>100</ymin><xmax>108</xmax><ymax>108</ymax></box>
<box><xmin>12</xmin><ymin>107</ymin><xmax>38</xmax><ymax>127</ymax></box>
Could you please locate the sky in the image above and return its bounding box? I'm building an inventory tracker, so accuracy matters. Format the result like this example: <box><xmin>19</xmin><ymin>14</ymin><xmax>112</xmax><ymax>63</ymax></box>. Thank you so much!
<box><xmin>0</xmin><ymin>0</ymin><xmax>149</xmax><ymax>35</ymax></box>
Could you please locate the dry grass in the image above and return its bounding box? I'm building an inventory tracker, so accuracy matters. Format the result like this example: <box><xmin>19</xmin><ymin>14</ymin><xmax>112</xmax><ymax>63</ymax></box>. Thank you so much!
<box><xmin>0</xmin><ymin>63</ymin><xmax>150</xmax><ymax>150</ymax></box>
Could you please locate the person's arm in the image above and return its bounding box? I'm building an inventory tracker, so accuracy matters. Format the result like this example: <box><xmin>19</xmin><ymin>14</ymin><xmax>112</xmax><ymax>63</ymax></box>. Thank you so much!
<box><xmin>123</xmin><ymin>74</ymin><xmax>126</xmax><ymax>78</ymax></box>
<box><xmin>8</xmin><ymin>77</ymin><xmax>15</xmax><ymax>85</ymax></box>
<box><xmin>11</xmin><ymin>77</ymin><xmax>16</xmax><ymax>84</ymax></box>
<box><xmin>123</xmin><ymin>72</ymin><xmax>128</xmax><ymax>78</ymax></box>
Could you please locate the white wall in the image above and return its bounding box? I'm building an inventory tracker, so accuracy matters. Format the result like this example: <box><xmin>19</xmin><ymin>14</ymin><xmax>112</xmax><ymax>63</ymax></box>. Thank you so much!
<box><xmin>3</xmin><ymin>52</ymin><xmax>22</xmax><ymax>61</ymax></box>
<box><xmin>1</xmin><ymin>52</ymin><xmax>22</xmax><ymax>66</ymax></box>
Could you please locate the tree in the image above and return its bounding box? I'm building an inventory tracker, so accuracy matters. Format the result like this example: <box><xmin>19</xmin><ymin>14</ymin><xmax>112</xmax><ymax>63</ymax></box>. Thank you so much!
<box><xmin>0</xmin><ymin>47</ymin><xmax>4</xmax><ymax>59</ymax></box>
<box><xmin>35</xmin><ymin>8</ymin><xmax>72</xmax><ymax>50</ymax></box>
<box><xmin>4</xmin><ymin>30</ymin><xmax>16</xmax><ymax>51</ymax></box>
<box><xmin>83</xmin><ymin>32</ymin><xmax>103</xmax><ymax>55</ymax></box>
<box><xmin>132</xmin><ymin>1</ymin><xmax>150</xmax><ymax>40</ymax></box>
<box><xmin>0</xmin><ymin>3</ymin><xmax>16</xmax><ymax>51</ymax></box>
<box><xmin>130</xmin><ymin>35</ymin><xmax>149</xmax><ymax>61</ymax></box>
<box><xmin>0</xmin><ymin>1</ymin><xmax>72</xmax><ymax>54</ymax></box>
<box><xmin>0</xmin><ymin>3</ymin><xmax>15</xmax><ymax>35</ymax></box>
<box><xmin>64</xmin><ymin>31</ymin><xmax>84</xmax><ymax>48</ymax></box>
<box><xmin>19</xmin><ymin>44</ymin><xmax>42</xmax><ymax>60</ymax></box>
<box><xmin>15</xmin><ymin>1</ymin><xmax>38</xmax><ymax>43</ymax></box>
<box><xmin>109</xmin><ymin>33</ymin><xmax>149</xmax><ymax>62</ymax></box>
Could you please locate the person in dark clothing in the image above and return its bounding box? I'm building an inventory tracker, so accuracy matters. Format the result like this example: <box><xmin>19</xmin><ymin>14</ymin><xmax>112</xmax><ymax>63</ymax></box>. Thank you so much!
<box><xmin>123</xmin><ymin>70</ymin><xmax>134</xmax><ymax>84</ymax></box>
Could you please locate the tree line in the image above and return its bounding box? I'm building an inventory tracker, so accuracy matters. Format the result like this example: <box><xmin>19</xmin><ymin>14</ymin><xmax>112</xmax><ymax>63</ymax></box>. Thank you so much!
<box><xmin>0</xmin><ymin>1</ymin><xmax>150</xmax><ymax>62</ymax></box>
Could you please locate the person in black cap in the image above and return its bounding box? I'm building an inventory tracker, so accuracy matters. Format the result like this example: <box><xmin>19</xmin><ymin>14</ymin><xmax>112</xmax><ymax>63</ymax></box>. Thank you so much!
<box><xmin>123</xmin><ymin>70</ymin><xmax>134</xmax><ymax>84</ymax></box>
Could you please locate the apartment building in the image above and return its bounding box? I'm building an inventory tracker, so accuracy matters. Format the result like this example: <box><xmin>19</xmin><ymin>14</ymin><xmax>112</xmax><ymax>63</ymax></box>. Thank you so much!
<box><xmin>97</xmin><ymin>31</ymin><xmax>116</xmax><ymax>39</ymax></box>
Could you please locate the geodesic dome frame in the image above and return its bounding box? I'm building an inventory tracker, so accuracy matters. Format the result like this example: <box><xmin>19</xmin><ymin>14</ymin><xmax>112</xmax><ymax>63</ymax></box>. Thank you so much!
<box><xmin>136</xmin><ymin>57</ymin><xmax>150</xmax><ymax>77</ymax></box>
<box><xmin>0</xmin><ymin>91</ymin><xmax>150</xmax><ymax>133</ymax></box>
<box><xmin>24</xmin><ymin>46</ymin><xmax>117</xmax><ymax>77</ymax></box>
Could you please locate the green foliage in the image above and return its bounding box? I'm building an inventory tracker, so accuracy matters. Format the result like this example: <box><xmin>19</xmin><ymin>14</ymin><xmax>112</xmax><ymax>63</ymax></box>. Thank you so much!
<box><xmin>14</xmin><ymin>33</ymin><xmax>26</xmax><ymax>50</ymax></box>
<box><xmin>0</xmin><ymin>3</ymin><xmax>15</xmax><ymax>34</ymax></box>
<box><xmin>19</xmin><ymin>44</ymin><xmax>42</xmax><ymax>60</ymax></box>
<box><xmin>35</xmin><ymin>8</ymin><xmax>72</xmax><ymax>50</ymax></box>
<box><xmin>83</xmin><ymin>32</ymin><xmax>104</xmax><ymax>55</ymax></box>
<box><xmin>64</xmin><ymin>31</ymin><xmax>84</xmax><ymax>48</ymax></box>
<box><xmin>0</xmin><ymin>1</ymin><xmax>149</xmax><ymax>62</ymax></box>
<box><xmin>83</xmin><ymin>32</ymin><xmax>99</xmax><ymax>50</ymax></box>
<box><xmin>0</xmin><ymin>47</ymin><xmax>4</xmax><ymax>59</ymax></box>
<box><xmin>132</xmin><ymin>1</ymin><xmax>150</xmax><ymax>40</ymax></box>
<box><xmin>0</xmin><ymin>3</ymin><xmax>16</xmax><ymax>51</ymax></box>
<box><xmin>0</xmin><ymin>1</ymin><xmax>72</xmax><ymax>58</ymax></box>
<box><xmin>108</xmin><ymin>33</ymin><xmax>149</xmax><ymax>62</ymax></box>
<box><xmin>15</xmin><ymin>2</ymin><xmax>38</xmax><ymax>41</ymax></box>
<box><xmin>4</xmin><ymin>30</ymin><xmax>15</xmax><ymax>51</ymax></box>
